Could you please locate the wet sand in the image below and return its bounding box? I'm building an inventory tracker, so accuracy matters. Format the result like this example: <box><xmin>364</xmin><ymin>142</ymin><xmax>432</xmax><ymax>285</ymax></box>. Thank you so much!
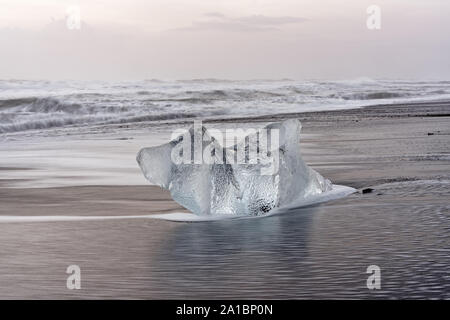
<box><xmin>0</xmin><ymin>186</ymin><xmax>186</xmax><ymax>217</ymax></box>
<box><xmin>1</xmin><ymin>100</ymin><xmax>449</xmax><ymax>214</ymax></box>
<box><xmin>0</xmin><ymin>101</ymin><xmax>449</xmax><ymax>299</ymax></box>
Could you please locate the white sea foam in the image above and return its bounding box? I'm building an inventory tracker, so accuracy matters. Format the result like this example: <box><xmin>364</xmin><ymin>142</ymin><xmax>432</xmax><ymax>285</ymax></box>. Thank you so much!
<box><xmin>150</xmin><ymin>184</ymin><xmax>356</xmax><ymax>221</ymax></box>
<box><xmin>0</xmin><ymin>185</ymin><xmax>355</xmax><ymax>223</ymax></box>
<box><xmin>1</xmin><ymin>79</ymin><xmax>450</xmax><ymax>135</ymax></box>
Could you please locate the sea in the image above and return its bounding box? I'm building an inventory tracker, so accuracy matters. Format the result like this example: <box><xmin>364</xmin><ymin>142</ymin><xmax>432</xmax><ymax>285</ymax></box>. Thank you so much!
<box><xmin>1</xmin><ymin>78</ymin><xmax>450</xmax><ymax>136</ymax></box>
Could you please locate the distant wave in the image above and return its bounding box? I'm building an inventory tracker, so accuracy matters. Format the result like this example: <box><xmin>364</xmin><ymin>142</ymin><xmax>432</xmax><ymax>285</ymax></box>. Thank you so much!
<box><xmin>106</xmin><ymin>112</ymin><xmax>199</xmax><ymax>124</ymax></box>
<box><xmin>0</xmin><ymin>112</ymin><xmax>200</xmax><ymax>134</ymax></box>
<box><xmin>143</xmin><ymin>89</ymin><xmax>285</xmax><ymax>104</ymax></box>
<box><xmin>0</xmin><ymin>97</ymin><xmax>38</xmax><ymax>110</ymax></box>
<box><xmin>0</xmin><ymin>116</ymin><xmax>94</xmax><ymax>134</ymax></box>
<box><xmin>175</xmin><ymin>78</ymin><xmax>294</xmax><ymax>84</ymax></box>
<box><xmin>0</xmin><ymin>97</ymin><xmax>99</xmax><ymax>133</ymax></box>
<box><xmin>1</xmin><ymin>79</ymin><xmax>450</xmax><ymax>135</ymax></box>
<box><xmin>0</xmin><ymin>96</ymin><xmax>203</xmax><ymax>133</ymax></box>
<box><xmin>340</xmin><ymin>92</ymin><xmax>407</xmax><ymax>100</ymax></box>
<box><xmin>0</xmin><ymin>97</ymin><xmax>83</xmax><ymax>112</ymax></box>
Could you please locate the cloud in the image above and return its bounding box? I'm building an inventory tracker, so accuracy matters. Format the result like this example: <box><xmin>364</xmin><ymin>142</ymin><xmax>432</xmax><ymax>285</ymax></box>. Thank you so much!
<box><xmin>204</xmin><ymin>12</ymin><xmax>226</xmax><ymax>18</ymax></box>
<box><xmin>234</xmin><ymin>15</ymin><xmax>307</xmax><ymax>26</ymax></box>
<box><xmin>174</xmin><ymin>13</ymin><xmax>307</xmax><ymax>32</ymax></box>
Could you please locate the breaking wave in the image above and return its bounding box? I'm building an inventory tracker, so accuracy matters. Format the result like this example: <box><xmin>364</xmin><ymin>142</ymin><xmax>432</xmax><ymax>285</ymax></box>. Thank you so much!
<box><xmin>341</xmin><ymin>92</ymin><xmax>407</xmax><ymax>100</ymax></box>
<box><xmin>0</xmin><ymin>97</ymin><xmax>202</xmax><ymax>133</ymax></box>
<box><xmin>1</xmin><ymin>79</ymin><xmax>450</xmax><ymax>134</ymax></box>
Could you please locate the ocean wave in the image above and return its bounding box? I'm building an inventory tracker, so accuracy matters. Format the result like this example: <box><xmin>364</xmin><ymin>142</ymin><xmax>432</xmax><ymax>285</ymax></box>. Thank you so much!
<box><xmin>1</xmin><ymin>117</ymin><xmax>85</xmax><ymax>134</ymax></box>
<box><xmin>0</xmin><ymin>115</ymin><xmax>110</xmax><ymax>134</ymax></box>
<box><xmin>338</xmin><ymin>92</ymin><xmax>407</xmax><ymax>100</ymax></box>
<box><xmin>0</xmin><ymin>97</ymin><xmax>84</xmax><ymax>113</ymax></box>
<box><xmin>145</xmin><ymin>97</ymin><xmax>217</xmax><ymax>104</ymax></box>
<box><xmin>23</xmin><ymin>97</ymin><xmax>85</xmax><ymax>113</ymax></box>
<box><xmin>143</xmin><ymin>89</ymin><xmax>286</xmax><ymax>104</ymax></box>
<box><xmin>0</xmin><ymin>111</ymin><xmax>201</xmax><ymax>134</ymax></box>
<box><xmin>0</xmin><ymin>97</ymin><xmax>38</xmax><ymax>110</ymax></box>
<box><xmin>0</xmin><ymin>97</ymin><xmax>136</xmax><ymax>115</ymax></box>
<box><xmin>0</xmin><ymin>95</ymin><xmax>207</xmax><ymax>133</ymax></box>
<box><xmin>1</xmin><ymin>79</ymin><xmax>449</xmax><ymax>135</ymax></box>
<box><xmin>106</xmin><ymin>112</ymin><xmax>199</xmax><ymax>124</ymax></box>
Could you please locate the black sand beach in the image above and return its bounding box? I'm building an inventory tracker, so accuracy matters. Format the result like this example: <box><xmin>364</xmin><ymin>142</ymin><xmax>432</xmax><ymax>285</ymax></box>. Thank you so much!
<box><xmin>0</xmin><ymin>101</ymin><xmax>449</xmax><ymax>299</ymax></box>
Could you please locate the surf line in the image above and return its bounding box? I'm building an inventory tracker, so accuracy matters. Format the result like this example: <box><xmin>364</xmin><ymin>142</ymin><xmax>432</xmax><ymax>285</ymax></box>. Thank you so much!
<box><xmin>0</xmin><ymin>185</ymin><xmax>356</xmax><ymax>223</ymax></box>
<box><xmin>0</xmin><ymin>213</ymin><xmax>195</xmax><ymax>223</ymax></box>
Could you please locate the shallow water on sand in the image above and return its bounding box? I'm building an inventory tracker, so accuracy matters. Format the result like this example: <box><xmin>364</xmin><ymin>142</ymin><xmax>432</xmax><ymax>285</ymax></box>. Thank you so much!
<box><xmin>0</xmin><ymin>179</ymin><xmax>448</xmax><ymax>299</ymax></box>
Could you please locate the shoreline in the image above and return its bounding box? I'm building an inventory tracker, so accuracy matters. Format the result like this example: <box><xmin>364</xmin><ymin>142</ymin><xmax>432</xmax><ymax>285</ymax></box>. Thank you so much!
<box><xmin>207</xmin><ymin>99</ymin><xmax>450</xmax><ymax>124</ymax></box>
<box><xmin>1</xmin><ymin>100</ymin><xmax>449</xmax><ymax>215</ymax></box>
<box><xmin>1</xmin><ymin>99</ymin><xmax>450</xmax><ymax>142</ymax></box>
<box><xmin>0</xmin><ymin>99</ymin><xmax>449</xmax><ymax>299</ymax></box>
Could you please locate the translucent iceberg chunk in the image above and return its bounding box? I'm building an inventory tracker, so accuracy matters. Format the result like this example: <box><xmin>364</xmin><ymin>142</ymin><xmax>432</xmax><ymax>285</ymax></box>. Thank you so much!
<box><xmin>137</xmin><ymin>119</ymin><xmax>333</xmax><ymax>216</ymax></box>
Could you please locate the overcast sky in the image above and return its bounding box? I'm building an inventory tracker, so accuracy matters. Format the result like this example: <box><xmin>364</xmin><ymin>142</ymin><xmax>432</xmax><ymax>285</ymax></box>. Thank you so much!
<box><xmin>1</xmin><ymin>0</ymin><xmax>449</xmax><ymax>80</ymax></box>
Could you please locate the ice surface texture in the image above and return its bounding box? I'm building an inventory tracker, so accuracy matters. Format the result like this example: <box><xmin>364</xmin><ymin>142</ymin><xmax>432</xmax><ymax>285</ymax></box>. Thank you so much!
<box><xmin>137</xmin><ymin>119</ymin><xmax>333</xmax><ymax>216</ymax></box>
